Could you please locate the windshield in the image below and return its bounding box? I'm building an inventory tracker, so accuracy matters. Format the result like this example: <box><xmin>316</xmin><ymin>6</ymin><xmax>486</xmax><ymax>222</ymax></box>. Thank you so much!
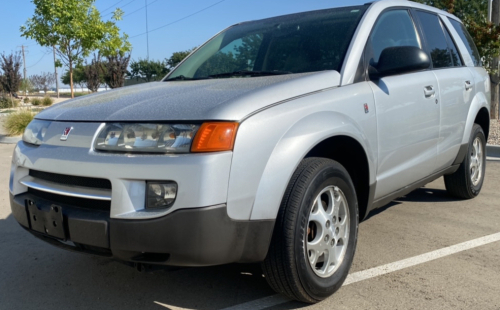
<box><xmin>166</xmin><ymin>5</ymin><xmax>368</xmax><ymax>80</ymax></box>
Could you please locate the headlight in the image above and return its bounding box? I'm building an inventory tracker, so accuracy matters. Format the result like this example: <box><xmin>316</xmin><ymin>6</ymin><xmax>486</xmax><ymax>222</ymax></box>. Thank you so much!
<box><xmin>94</xmin><ymin>123</ymin><xmax>200</xmax><ymax>153</ymax></box>
<box><xmin>23</xmin><ymin>120</ymin><xmax>50</xmax><ymax>146</ymax></box>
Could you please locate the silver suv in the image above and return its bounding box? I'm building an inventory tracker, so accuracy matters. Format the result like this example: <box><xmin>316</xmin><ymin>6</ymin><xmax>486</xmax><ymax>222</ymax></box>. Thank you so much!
<box><xmin>10</xmin><ymin>0</ymin><xmax>490</xmax><ymax>303</ymax></box>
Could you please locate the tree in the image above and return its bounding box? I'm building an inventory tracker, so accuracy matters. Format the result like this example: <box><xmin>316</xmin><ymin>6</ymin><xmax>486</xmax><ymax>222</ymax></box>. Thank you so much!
<box><xmin>0</xmin><ymin>52</ymin><xmax>22</xmax><ymax>96</ymax></box>
<box><xmin>21</xmin><ymin>0</ymin><xmax>131</xmax><ymax>98</ymax></box>
<box><xmin>166</xmin><ymin>48</ymin><xmax>195</xmax><ymax>69</ymax></box>
<box><xmin>103</xmin><ymin>53</ymin><xmax>131</xmax><ymax>89</ymax></box>
<box><xmin>62</xmin><ymin>66</ymin><xmax>86</xmax><ymax>92</ymax></box>
<box><xmin>129</xmin><ymin>58</ymin><xmax>168</xmax><ymax>82</ymax></box>
<box><xmin>84</xmin><ymin>54</ymin><xmax>104</xmax><ymax>93</ymax></box>
<box><xmin>418</xmin><ymin>0</ymin><xmax>487</xmax><ymax>19</ymax></box>
<box><xmin>29</xmin><ymin>72</ymin><xmax>55</xmax><ymax>93</ymax></box>
<box><xmin>20</xmin><ymin>79</ymin><xmax>35</xmax><ymax>94</ymax></box>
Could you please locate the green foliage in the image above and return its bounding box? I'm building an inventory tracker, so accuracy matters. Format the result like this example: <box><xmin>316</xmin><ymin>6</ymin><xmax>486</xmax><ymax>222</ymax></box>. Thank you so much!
<box><xmin>42</xmin><ymin>96</ymin><xmax>53</xmax><ymax>106</ymax></box>
<box><xmin>23</xmin><ymin>97</ymin><xmax>30</xmax><ymax>103</ymax></box>
<box><xmin>129</xmin><ymin>58</ymin><xmax>168</xmax><ymax>82</ymax></box>
<box><xmin>31</xmin><ymin>97</ymin><xmax>42</xmax><ymax>106</ymax></box>
<box><xmin>62</xmin><ymin>66</ymin><xmax>86</xmax><ymax>86</ymax></box>
<box><xmin>417</xmin><ymin>0</ymin><xmax>487</xmax><ymax>20</ymax></box>
<box><xmin>20</xmin><ymin>79</ymin><xmax>35</xmax><ymax>94</ymax></box>
<box><xmin>128</xmin><ymin>49</ymin><xmax>196</xmax><ymax>83</ymax></box>
<box><xmin>0</xmin><ymin>96</ymin><xmax>19</xmax><ymax>109</ymax></box>
<box><xmin>0</xmin><ymin>52</ymin><xmax>22</xmax><ymax>95</ymax></box>
<box><xmin>21</xmin><ymin>0</ymin><xmax>131</xmax><ymax>97</ymax></box>
<box><xmin>4</xmin><ymin>110</ymin><xmax>36</xmax><ymax>136</ymax></box>
<box><xmin>166</xmin><ymin>48</ymin><xmax>196</xmax><ymax>69</ymax></box>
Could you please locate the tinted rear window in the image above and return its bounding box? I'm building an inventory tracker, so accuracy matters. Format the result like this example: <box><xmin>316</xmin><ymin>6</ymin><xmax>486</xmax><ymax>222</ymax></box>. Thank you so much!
<box><xmin>415</xmin><ymin>11</ymin><xmax>453</xmax><ymax>68</ymax></box>
<box><xmin>449</xmin><ymin>18</ymin><xmax>481</xmax><ymax>66</ymax></box>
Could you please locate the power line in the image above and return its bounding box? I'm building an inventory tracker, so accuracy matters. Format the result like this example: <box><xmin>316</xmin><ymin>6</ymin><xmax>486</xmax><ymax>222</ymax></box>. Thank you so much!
<box><xmin>101</xmin><ymin>0</ymin><xmax>127</xmax><ymax>13</ymax></box>
<box><xmin>123</xmin><ymin>0</ymin><xmax>160</xmax><ymax>17</ymax></box>
<box><xmin>103</xmin><ymin>0</ymin><xmax>138</xmax><ymax>17</ymax></box>
<box><xmin>130</xmin><ymin>0</ymin><xmax>226</xmax><ymax>39</ymax></box>
<box><xmin>27</xmin><ymin>52</ymin><xmax>51</xmax><ymax>68</ymax></box>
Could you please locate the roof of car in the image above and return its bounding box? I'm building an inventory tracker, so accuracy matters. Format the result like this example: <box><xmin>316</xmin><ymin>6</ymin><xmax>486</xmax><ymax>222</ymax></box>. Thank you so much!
<box><xmin>232</xmin><ymin>0</ymin><xmax>460</xmax><ymax>29</ymax></box>
<box><xmin>371</xmin><ymin>0</ymin><xmax>460</xmax><ymax>21</ymax></box>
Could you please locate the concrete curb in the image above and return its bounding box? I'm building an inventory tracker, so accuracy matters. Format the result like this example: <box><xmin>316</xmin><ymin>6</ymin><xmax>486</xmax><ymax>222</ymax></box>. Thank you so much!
<box><xmin>487</xmin><ymin>144</ymin><xmax>500</xmax><ymax>158</ymax></box>
<box><xmin>0</xmin><ymin>135</ymin><xmax>21</xmax><ymax>144</ymax></box>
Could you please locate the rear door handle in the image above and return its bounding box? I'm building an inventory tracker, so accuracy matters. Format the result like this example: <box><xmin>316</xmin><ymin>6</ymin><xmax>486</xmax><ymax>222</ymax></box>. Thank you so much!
<box><xmin>424</xmin><ymin>85</ymin><xmax>435</xmax><ymax>98</ymax></box>
<box><xmin>465</xmin><ymin>80</ymin><xmax>473</xmax><ymax>91</ymax></box>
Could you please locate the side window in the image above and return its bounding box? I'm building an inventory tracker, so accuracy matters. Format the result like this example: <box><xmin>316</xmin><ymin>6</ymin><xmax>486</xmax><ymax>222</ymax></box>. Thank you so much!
<box><xmin>367</xmin><ymin>10</ymin><xmax>421</xmax><ymax>65</ymax></box>
<box><xmin>414</xmin><ymin>11</ymin><xmax>453</xmax><ymax>68</ymax></box>
<box><xmin>449</xmin><ymin>18</ymin><xmax>482</xmax><ymax>66</ymax></box>
<box><xmin>442</xmin><ymin>23</ymin><xmax>463</xmax><ymax>67</ymax></box>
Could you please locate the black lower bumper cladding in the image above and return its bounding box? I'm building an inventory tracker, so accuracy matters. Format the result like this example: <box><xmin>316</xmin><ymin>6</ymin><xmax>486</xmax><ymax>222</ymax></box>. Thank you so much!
<box><xmin>10</xmin><ymin>192</ymin><xmax>274</xmax><ymax>266</ymax></box>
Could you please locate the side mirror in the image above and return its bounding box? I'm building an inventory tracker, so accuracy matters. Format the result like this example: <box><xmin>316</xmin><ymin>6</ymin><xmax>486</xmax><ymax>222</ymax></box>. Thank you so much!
<box><xmin>370</xmin><ymin>46</ymin><xmax>430</xmax><ymax>79</ymax></box>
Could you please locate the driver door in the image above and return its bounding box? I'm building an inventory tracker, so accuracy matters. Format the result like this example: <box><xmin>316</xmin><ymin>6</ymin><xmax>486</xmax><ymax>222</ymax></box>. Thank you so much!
<box><xmin>367</xmin><ymin>9</ymin><xmax>440</xmax><ymax>199</ymax></box>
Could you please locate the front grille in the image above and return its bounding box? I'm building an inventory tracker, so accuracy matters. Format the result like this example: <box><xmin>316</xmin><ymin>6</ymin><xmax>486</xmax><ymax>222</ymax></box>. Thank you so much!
<box><xmin>28</xmin><ymin>188</ymin><xmax>111</xmax><ymax>211</ymax></box>
<box><xmin>29</xmin><ymin>170</ymin><xmax>112</xmax><ymax>190</ymax></box>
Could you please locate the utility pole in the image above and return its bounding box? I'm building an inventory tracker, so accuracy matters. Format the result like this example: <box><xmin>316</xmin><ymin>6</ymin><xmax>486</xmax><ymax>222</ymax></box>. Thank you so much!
<box><xmin>492</xmin><ymin>0</ymin><xmax>499</xmax><ymax>119</ymax></box>
<box><xmin>145</xmin><ymin>0</ymin><xmax>149</xmax><ymax>60</ymax></box>
<box><xmin>21</xmin><ymin>45</ymin><xmax>27</xmax><ymax>96</ymax></box>
<box><xmin>53</xmin><ymin>46</ymin><xmax>59</xmax><ymax>98</ymax></box>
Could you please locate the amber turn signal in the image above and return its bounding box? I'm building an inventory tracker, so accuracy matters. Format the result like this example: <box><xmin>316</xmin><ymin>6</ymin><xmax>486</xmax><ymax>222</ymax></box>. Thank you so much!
<box><xmin>191</xmin><ymin>122</ymin><xmax>239</xmax><ymax>152</ymax></box>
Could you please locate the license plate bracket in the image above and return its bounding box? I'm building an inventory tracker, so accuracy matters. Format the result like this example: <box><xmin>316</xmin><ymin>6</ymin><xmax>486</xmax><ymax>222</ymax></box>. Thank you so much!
<box><xmin>27</xmin><ymin>202</ymin><xmax>66</xmax><ymax>240</ymax></box>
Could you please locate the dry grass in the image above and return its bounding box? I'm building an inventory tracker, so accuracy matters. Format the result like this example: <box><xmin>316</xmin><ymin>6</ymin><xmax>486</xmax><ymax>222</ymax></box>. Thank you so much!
<box><xmin>3</xmin><ymin>110</ymin><xmax>36</xmax><ymax>136</ymax></box>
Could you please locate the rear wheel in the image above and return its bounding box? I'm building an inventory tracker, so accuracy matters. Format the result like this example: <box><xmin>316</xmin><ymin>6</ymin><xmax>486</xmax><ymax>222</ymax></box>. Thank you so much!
<box><xmin>444</xmin><ymin>124</ymin><xmax>486</xmax><ymax>199</ymax></box>
<box><xmin>262</xmin><ymin>158</ymin><xmax>358</xmax><ymax>303</ymax></box>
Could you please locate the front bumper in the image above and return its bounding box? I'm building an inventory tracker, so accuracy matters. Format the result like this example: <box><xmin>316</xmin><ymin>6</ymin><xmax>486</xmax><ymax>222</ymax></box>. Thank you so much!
<box><xmin>11</xmin><ymin>121</ymin><xmax>234</xmax><ymax>220</ymax></box>
<box><xmin>10</xmin><ymin>192</ymin><xmax>274</xmax><ymax>266</ymax></box>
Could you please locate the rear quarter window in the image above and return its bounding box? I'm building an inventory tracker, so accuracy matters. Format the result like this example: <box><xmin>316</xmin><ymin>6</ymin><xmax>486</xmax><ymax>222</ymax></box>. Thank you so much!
<box><xmin>449</xmin><ymin>18</ymin><xmax>482</xmax><ymax>67</ymax></box>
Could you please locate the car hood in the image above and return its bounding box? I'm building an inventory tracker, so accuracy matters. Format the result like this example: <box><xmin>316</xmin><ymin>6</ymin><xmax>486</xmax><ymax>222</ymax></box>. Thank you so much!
<box><xmin>36</xmin><ymin>71</ymin><xmax>340</xmax><ymax>122</ymax></box>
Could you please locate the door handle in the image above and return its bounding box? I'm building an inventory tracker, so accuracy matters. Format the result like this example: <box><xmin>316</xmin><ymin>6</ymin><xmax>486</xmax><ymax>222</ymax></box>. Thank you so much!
<box><xmin>465</xmin><ymin>80</ymin><xmax>473</xmax><ymax>91</ymax></box>
<box><xmin>424</xmin><ymin>85</ymin><xmax>435</xmax><ymax>98</ymax></box>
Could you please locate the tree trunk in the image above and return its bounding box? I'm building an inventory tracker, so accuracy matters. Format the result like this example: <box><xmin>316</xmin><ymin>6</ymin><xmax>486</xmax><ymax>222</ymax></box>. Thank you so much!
<box><xmin>69</xmin><ymin>59</ymin><xmax>74</xmax><ymax>99</ymax></box>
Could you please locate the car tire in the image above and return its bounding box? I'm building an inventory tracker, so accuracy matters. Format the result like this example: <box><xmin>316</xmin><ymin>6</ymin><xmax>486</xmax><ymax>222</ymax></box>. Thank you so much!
<box><xmin>444</xmin><ymin>124</ymin><xmax>486</xmax><ymax>199</ymax></box>
<box><xmin>262</xmin><ymin>157</ymin><xmax>358</xmax><ymax>303</ymax></box>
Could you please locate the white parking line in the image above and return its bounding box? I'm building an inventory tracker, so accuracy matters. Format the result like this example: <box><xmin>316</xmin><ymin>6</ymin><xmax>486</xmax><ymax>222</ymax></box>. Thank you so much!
<box><xmin>219</xmin><ymin>232</ymin><xmax>500</xmax><ymax>310</ymax></box>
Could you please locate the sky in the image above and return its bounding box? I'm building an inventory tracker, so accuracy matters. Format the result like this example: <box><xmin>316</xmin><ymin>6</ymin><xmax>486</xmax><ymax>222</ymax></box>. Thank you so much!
<box><xmin>0</xmin><ymin>0</ymin><xmax>365</xmax><ymax>82</ymax></box>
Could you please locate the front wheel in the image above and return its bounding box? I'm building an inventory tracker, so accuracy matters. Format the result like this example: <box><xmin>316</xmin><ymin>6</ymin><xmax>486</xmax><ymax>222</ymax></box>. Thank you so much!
<box><xmin>262</xmin><ymin>158</ymin><xmax>358</xmax><ymax>303</ymax></box>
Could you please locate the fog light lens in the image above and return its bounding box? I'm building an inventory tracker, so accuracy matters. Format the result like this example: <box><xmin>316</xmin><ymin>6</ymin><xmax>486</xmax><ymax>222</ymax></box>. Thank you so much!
<box><xmin>146</xmin><ymin>182</ymin><xmax>177</xmax><ymax>209</ymax></box>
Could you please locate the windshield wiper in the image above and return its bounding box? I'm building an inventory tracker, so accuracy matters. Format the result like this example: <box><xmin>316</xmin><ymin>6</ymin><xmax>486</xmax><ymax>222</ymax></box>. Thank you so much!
<box><xmin>164</xmin><ymin>75</ymin><xmax>211</xmax><ymax>81</ymax></box>
<box><xmin>208</xmin><ymin>70</ymin><xmax>292</xmax><ymax>78</ymax></box>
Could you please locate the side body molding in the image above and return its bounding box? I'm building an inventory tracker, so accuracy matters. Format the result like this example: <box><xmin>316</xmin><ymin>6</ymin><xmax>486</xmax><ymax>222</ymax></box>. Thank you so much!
<box><xmin>226</xmin><ymin>82</ymin><xmax>377</xmax><ymax>221</ymax></box>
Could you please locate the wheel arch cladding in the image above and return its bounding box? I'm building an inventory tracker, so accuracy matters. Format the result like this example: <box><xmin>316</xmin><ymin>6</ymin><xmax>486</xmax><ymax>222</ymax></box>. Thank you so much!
<box><xmin>474</xmin><ymin>107</ymin><xmax>489</xmax><ymax>141</ymax></box>
<box><xmin>462</xmin><ymin>92</ymin><xmax>489</xmax><ymax>145</ymax></box>
<box><xmin>305</xmin><ymin>135</ymin><xmax>371</xmax><ymax>221</ymax></box>
<box><xmin>244</xmin><ymin>111</ymin><xmax>375</xmax><ymax>221</ymax></box>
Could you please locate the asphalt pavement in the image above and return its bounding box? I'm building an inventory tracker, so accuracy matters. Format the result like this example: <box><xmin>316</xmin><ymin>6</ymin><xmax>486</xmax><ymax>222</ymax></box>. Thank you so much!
<box><xmin>0</xmin><ymin>143</ymin><xmax>499</xmax><ymax>310</ymax></box>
